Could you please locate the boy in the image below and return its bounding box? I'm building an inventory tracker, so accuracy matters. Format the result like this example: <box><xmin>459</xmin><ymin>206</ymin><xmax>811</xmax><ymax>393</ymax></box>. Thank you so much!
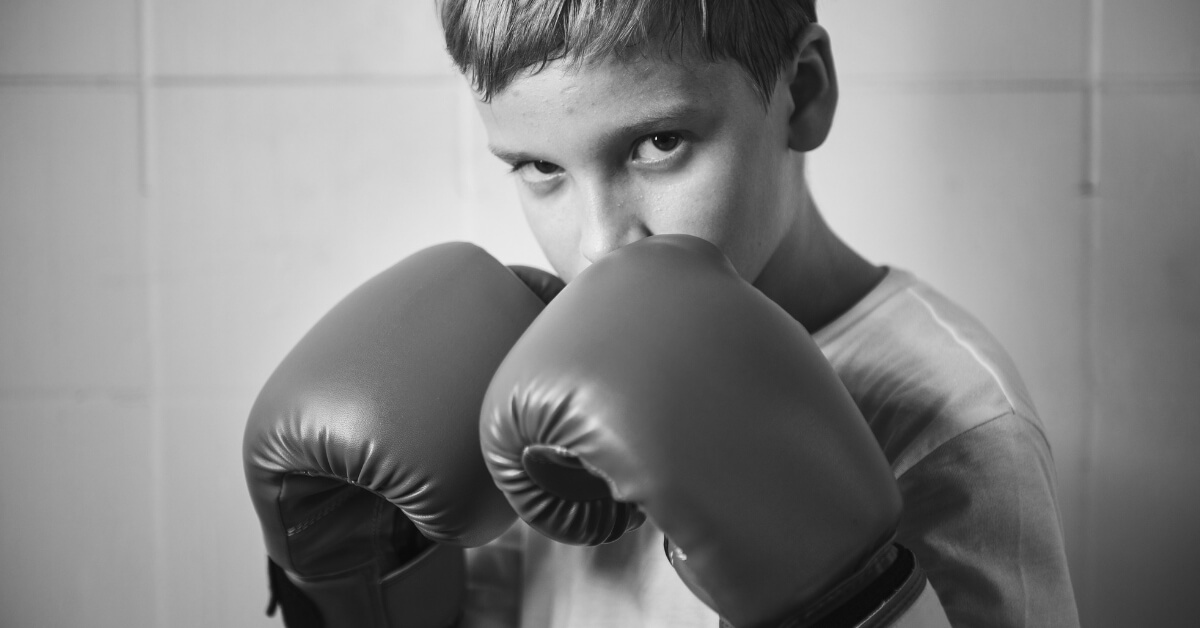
<box><xmin>442</xmin><ymin>1</ymin><xmax>1078</xmax><ymax>626</ymax></box>
<box><xmin>242</xmin><ymin>1</ymin><xmax>1079</xmax><ymax>627</ymax></box>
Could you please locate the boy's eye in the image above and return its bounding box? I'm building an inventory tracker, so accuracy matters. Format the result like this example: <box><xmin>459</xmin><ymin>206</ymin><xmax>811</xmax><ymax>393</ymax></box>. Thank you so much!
<box><xmin>514</xmin><ymin>160</ymin><xmax>564</xmax><ymax>184</ymax></box>
<box><xmin>631</xmin><ymin>132</ymin><xmax>684</xmax><ymax>164</ymax></box>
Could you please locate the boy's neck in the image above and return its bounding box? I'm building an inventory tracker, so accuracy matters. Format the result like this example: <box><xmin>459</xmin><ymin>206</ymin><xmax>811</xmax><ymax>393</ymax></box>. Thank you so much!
<box><xmin>753</xmin><ymin>193</ymin><xmax>886</xmax><ymax>334</ymax></box>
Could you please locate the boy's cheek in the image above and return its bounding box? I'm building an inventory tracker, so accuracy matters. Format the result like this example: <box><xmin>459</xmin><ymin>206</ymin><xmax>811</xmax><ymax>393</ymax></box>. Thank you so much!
<box><xmin>518</xmin><ymin>201</ymin><xmax>583</xmax><ymax>280</ymax></box>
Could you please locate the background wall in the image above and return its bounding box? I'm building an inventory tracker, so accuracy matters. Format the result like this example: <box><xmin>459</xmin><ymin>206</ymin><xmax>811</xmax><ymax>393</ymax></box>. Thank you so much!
<box><xmin>0</xmin><ymin>1</ymin><xmax>1196</xmax><ymax>626</ymax></box>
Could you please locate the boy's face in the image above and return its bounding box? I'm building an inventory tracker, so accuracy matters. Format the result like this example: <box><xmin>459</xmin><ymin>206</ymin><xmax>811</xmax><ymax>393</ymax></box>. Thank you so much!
<box><xmin>476</xmin><ymin>52</ymin><xmax>803</xmax><ymax>283</ymax></box>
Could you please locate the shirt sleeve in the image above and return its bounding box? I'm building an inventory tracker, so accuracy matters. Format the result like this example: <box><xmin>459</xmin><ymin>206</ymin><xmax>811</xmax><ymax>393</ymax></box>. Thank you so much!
<box><xmin>895</xmin><ymin>411</ymin><xmax>1080</xmax><ymax>628</ymax></box>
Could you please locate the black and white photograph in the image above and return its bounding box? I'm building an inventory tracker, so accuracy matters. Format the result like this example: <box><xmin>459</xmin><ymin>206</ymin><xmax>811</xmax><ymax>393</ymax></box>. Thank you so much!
<box><xmin>1</xmin><ymin>1</ymin><xmax>1198</xmax><ymax>627</ymax></box>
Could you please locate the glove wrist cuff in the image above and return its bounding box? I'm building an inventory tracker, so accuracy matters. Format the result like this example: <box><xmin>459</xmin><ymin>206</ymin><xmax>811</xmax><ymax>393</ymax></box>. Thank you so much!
<box><xmin>772</xmin><ymin>544</ymin><xmax>928</xmax><ymax>628</ymax></box>
<box><xmin>270</xmin><ymin>543</ymin><xmax>467</xmax><ymax>628</ymax></box>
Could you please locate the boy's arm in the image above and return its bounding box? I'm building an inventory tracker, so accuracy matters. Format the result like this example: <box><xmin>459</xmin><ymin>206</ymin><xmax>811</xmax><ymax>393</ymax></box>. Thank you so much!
<box><xmin>459</xmin><ymin>523</ymin><xmax>524</xmax><ymax>628</ymax></box>
<box><xmin>896</xmin><ymin>412</ymin><xmax>1080</xmax><ymax>628</ymax></box>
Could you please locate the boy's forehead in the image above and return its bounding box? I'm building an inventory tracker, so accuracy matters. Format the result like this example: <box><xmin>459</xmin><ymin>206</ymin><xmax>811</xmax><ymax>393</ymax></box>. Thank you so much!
<box><xmin>477</xmin><ymin>54</ymin><xmax>756</xmax><ymax>146</ymax></box>
<box><xmin>518</xmin><ymin>52</ymin><xmax>738</xmax><ymax>98</ymax></box>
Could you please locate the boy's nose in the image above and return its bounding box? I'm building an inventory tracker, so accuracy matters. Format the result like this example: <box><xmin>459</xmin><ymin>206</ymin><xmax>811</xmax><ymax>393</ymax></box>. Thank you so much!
<box><xmin>577</xmin><ymin>186</ymin><xmax>650</xmax><ymax>264</ymax></box>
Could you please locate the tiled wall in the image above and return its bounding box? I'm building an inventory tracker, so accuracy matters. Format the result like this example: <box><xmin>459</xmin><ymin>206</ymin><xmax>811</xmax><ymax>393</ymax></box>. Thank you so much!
<box><xmin>0</xmin><ymin>1</ymin><xmax>1196</xmax><ymax>626</ymax></box>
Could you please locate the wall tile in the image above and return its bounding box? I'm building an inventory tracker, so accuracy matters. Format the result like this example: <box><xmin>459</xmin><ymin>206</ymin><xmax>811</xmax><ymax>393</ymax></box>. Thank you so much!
<box><xmin>809</xmin><ymin>88</ymin><xmax>1091</xmax><ymax>565</ymax></box>
<box><xmin>0</xmin><ymin>400</ymin><xmax>157</xmax><ymax>628</ymax></box>
<box><xmin>1086</xmin><ymin>91</ymin><xmax>1200</xmax><ymax>627</ymax></box>
<box><xmin>1102</xmin><ymin>0</ymin><xmax>1200</xmax><ymax>80</ymax></box>
<box><xmin>0</xmin><ymin>0</ymin><xmax>138</xmax><ymax>76</ymax></box>
<box><xmin>819</xmin><ymin>0</ymin><xmax>1087</xmax><ymax>81</ymax></box>
<box><xmin>153</xmin><ymin>82</ymin><xmax>464</xmax><ymax>400</ymax></box>
<box><xmin>155</xmin><ymin>0</ymin><xmax>455</xmax><ymax>78</ymax></box>
<box><xmin>0</xmin><ymin>87</ymin><xmax>147</xmax><ymax>398</ymax></box>
<box><xmin>159</xmin><ymin>398</ymin><xmax>277</xmax><ymax>628</ymax></box>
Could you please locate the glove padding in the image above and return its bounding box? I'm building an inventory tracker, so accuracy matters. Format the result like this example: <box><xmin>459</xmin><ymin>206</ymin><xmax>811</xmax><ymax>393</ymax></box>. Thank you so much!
<box><xmin>480</xmin><ymin>235</ymin><xmax>914</xmax><ymax>628</ymax></box>
<box><xmin>244</xmin><ymin>242</ymin><xmax>561</xmax><ymax>627</ymax></box>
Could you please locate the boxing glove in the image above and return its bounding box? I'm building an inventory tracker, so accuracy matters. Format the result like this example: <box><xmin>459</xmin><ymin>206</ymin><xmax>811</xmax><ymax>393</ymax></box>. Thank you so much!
<box><xmin>244</xmin><ymin>243</ymin><xmax>561</xmax><ymax>628</ymax></box>
<box><xmin>480</xmin><ymin>235</ymin><xmax>947</xmax><ymax>628</ymax></box>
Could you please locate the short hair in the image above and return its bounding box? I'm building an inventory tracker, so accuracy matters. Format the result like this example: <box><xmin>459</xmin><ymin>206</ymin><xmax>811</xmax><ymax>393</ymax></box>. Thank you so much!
<box><xmin>440</xmin><ymin>0</ymin><xmax>817</xmax><ymax>106</ymax></box>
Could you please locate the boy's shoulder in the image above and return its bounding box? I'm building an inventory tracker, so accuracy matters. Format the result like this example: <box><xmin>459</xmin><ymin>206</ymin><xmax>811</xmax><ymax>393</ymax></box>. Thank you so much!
<box><xmin>812</xmin><ymin>268</ymin><xmax>1046</xmax><ymax>476</ymax></box>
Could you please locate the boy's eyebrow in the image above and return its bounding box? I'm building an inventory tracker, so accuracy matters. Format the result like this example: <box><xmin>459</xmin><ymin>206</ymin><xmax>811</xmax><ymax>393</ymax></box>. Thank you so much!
<box><xmin>487</xmin><ymin>102</ymin><xmax>705</xmax><ymax>163</ymax></box>
<box><xmin>612</xmin><ymin>103</ymin><xmax>704</xmax><ymax>142</ymax></box>
<box><xmin>488</xmin><ymin>145</ymin><xmax>538</xmax><ymax>165</ymax></box>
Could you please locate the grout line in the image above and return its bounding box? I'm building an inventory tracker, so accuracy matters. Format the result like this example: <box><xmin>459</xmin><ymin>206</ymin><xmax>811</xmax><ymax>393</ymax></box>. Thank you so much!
<box><xmin>839</xmin><ymin>76</ymin><xmax>1088</xmax><ymax>93</ymax></box>
<box><xmin>3</xmin><ymin>72</ymin><xmax>1197</xmax><ymax>95</ymax></box>
<box><xmin>137</xmin><ymin>0</ymin><xmax>169</xmax><ymax>626</ymax></box>
<box><xmin>3</xmin><ymin>72</ymin><xmax>1197</xmax><ymax>91</ymax></box>
<box><xmin>1080</xmin><ymin>0</ymin><xmax>1104</xmax><ymax>199</ymax></box>
<box><xmin>830</xmin><ymin>76</ymin><xmax>1196</xmax><ymax>94</ymax></box>
<box><xmin>1097</xmin><ymin>76</ymin><xmax>1200</xmax><ymax>93</ymax></box>
<box><xmin>137</xmin><ymin>36</ymin><xmax>153</xmax><ymax>195</ymax></box>
<box><xmin>0</xmin><ymin>74</ymin><xmax>139</xmax><ymax>88</ymax></box>
<box><xmin>153</xmin><ymin>73</ymin><xmax>459</xmax><ymax>87</ymax></box>
<box><xmin>1075</xmin><ymin>0</ymin><xmax>1105</xmax><ymax>622</ymax></box>
<box><xmin>0</xmin><ymin>73</ymin><xmax>458</xmax><ymax>88</ymax></box>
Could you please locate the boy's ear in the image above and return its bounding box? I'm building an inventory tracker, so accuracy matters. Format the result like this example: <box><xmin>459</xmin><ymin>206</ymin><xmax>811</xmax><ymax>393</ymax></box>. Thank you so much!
<box><xmin>785</xmin><ymin>24</ymin><xmax>839</xmax><ymax>152</ymax></box>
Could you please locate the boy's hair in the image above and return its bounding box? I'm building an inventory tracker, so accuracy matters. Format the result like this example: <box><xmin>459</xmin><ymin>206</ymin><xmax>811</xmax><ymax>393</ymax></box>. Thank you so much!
<box><xmin>440</xmin><ymin>0</ymin><xmax>817</xmax><ymax>106</ymax></box>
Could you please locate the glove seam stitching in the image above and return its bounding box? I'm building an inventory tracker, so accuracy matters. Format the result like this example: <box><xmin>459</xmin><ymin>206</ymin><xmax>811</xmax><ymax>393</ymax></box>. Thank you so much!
<box><xmin>284</xmin><ymin>479</ymin><xmax>359</xmax><ymax>537</ymax></box>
